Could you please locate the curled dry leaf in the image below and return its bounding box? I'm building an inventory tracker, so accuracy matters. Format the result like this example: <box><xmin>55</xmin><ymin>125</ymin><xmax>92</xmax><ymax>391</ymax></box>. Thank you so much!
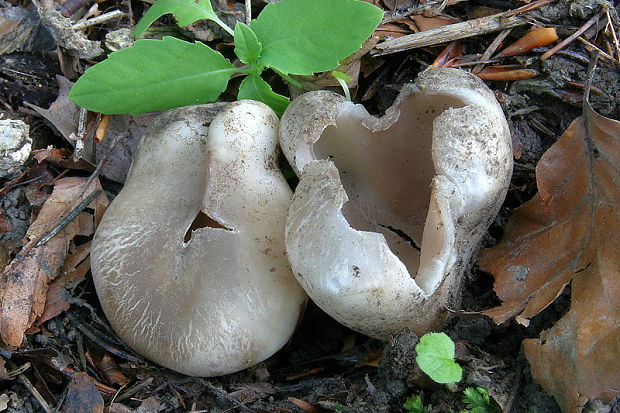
<box><xmin>477</xmin><ymin>100</ymin><xmax>620</xmax><ymax>411</ymax></box>
<box><xmin>0</xmin><ymin>177</ymin><xmax>108</xmax><ymax>347</ymax></box>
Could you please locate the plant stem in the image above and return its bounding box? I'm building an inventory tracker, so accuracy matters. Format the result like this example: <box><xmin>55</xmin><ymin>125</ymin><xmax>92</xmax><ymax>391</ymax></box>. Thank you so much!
<box><xmin>214</xmin><ymin>17</ymin><xmax>234</xmax><ymax>36</ymax></box>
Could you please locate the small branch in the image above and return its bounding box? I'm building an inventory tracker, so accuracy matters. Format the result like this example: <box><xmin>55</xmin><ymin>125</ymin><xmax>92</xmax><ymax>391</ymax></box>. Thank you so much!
<box><xmin>35</xmin><ymin>190</ymin><xmax>102</xmax><ymax>247</ymax></box>
<box><xmin>504</xmin><ymin>0</ymin><xmax>557</xmax><ymax>17</ymax></box>
<box><xmin>381</xmin><ymin>0</ymin><xmax>468</xmax><ymax>25</ymax></box>
<box><xmin>114</xmin><ymin>378</ymin><xmax>154</xmax><ymax>402</ymax></box>
<box><xmin>72</xmin><ymin>10</ymin><xmax>124</xmax><ymax>30</ymax></box>
<box><xmin>540</xmin><ymin>11</ymin><xmax>602</xmax><ymax>61</ymax></box>
<box><xmin>605</xmin><ymin>9</ymin><xmax>620</xmax><ymax>62</ymax></box>
<box><xmin>374</xmin><ymin>11</ymin><xmax>529</xmax><ymax>55</ymax></box>
<box><xmin>76</xmin><ymin>323</ymin><xmax>142</xmax><ymax>363</ymax></box>
<box><xmin>199</xmin><ymin>380</ymin><xmax>252</xmax><ymax>412</ymax></box>
<box><xmin>472</xmin><ymin>28</ymin><xmax>513</xmax><ymax>73</ymax></box>
<box><xmin>6</xmin><ymin>360</ymin><xmax>53</xmax><ymax>413</ymax></box>
<box><xmin>577</xmin><ymin>37</ymin><xmax>615</xmax><ymax>62</ymax></box>
<box><xmin>245</xmin><ymin>0</ymin><xmax>251</xmax><ymax>24</ymax></box>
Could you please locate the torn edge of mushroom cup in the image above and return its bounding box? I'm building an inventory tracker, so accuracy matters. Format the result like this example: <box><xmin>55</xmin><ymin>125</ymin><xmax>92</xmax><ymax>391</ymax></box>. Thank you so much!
<box><xmin>280</xmin><ymin>68</ymin><xmax>512</xmax><ymax>339</ymax></box>
<box><xmin>91</xmin><ymin>101</ymin><xmax>307</xmax><ymax>377</ymax></box>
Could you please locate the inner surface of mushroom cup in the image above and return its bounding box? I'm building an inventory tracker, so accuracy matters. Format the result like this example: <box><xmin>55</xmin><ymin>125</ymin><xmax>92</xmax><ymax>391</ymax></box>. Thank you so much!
<box><xmin>281</xmin><ymin>68</ymin><xmax>512</xmax><ymax>339</ymax></box>
<box><xmin>312</xmin><ymin>93</ymin><xmax>466</xmax><ymax>285</ymax></box>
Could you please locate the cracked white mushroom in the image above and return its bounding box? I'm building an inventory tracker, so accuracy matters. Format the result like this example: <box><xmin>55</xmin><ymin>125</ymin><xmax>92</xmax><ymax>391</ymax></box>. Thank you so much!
<box><xmin>91</xmin><ymin>101</ymin><xmax>307</xmax><ymax>376</ymax></box>
<box><xmin>280</xmin><ymin>68</ymin><xmax>512</xmax><ymax>339</ymax></box>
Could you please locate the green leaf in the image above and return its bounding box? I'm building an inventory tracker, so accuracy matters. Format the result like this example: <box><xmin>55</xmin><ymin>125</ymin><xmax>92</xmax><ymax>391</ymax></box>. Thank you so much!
<box><xmin>237</xmin><ymin>74</ymin><xmax>290</xmax><ymax>117</ymax></box>
<box><xmin>69</xmin><ymin>36</ymin><xmax>238</xmax><ymax>115</ymax></box>
<box><xmin>463</xmin><ymin>387</ymin><xmax>499</xmax><ymax>413</ymax></box>
<box><xmin>403</xmin><ymin>395</ymin><xmax>428</xmax><ymax>413</ymax></box>
<box><xmin>234</xmin><ymin>22</ymin><xmax>262</xmax><ymax>66</ymax></box>
<box><xmin>133</xmin><ymin>0</ymin><xmax>232</xmax><ymax>38</ymax></box>
<box><xmin>415</xmin><ymin>333</ymin><xmax>463</xmax><ymax>384</ymax></box>
<box><xmin>251</xmin><ymin>0</ymin><xmax>383</xmax><ymax>75</ymax></box>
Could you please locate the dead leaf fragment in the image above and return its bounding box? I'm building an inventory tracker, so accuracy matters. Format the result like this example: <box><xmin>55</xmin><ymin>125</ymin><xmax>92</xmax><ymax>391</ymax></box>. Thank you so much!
<box><xmin>288</xmin><ymin>397</ymin><xmax>329</xmax><ymax>413</ymax></box>
<box><xmin>37</xmin><ymin>242</ymin><xmax>92</xmax><ymax>326</ymax></box>
<box><xmin>478</xmin><ymin>99</ymin><xmax>620</xmax><ymax>411</ymax></box>
<box><xmin>0</xmin><ymin>7</ymin><xmax>40</xmax><ymax>55</ymax></box>
<box><xmin>0</xmin><ymin>177</ymin><xmax>108</xmax><ymax>347</ymax></box>
<box><xmin>62</xmin><ymin>371</ymin><xmax>104</xmax><ymax>413</ymax></box>
<box><xmin>27</xmin><ymin>76</ymin><xmax>156</xmax><ymax>183</ymax></box>
<box><xmin>32</xmin><ymin>148</ymin><xmax>94</xmax><ymax>172</ymax></box>
<box><xmin>524</xmin><ymin>256</ymin><xmax>620</xmax><ymax>412</ymax></box>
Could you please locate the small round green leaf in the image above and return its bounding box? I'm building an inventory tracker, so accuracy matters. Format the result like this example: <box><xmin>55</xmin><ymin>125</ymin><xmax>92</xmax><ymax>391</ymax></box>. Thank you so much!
<box><xmin>251</xmin><ymin>0</ymin><xmax>383</xmax><ymax>75</ymax></box>
<box><xmin>415</xmin><ymin>333</ymin><xmax>463</xmax><ymax>384</ymax></box>
<box><xmin>237</xmin><ymin>75</ymin><xmax>290</xmax><ymax>117</ymax></box>
<box><xmin>234</xmin><ymin>22</ymin><xmax>262</xmax><ymax>65</ymax></box>
<box><xmin>69</xmin><ymin>37</ymin><xmax>238</xmax><ymax>115</ymax></box>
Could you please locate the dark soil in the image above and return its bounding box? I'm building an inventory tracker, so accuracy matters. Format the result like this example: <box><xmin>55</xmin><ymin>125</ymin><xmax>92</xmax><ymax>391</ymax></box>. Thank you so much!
<box><xmin>1</xmin><ymin>0</ymin><xmax>620</xmax><ymax>412</ymax></box>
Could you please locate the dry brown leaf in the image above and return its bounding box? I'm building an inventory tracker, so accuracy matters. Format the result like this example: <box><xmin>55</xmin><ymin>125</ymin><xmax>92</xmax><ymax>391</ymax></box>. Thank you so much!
<box><xmin>0</xmin><ymin>177</ymin><xmax>108</xmax><ymax>347</ymax></box>
<box><xmin>97</xmin><ymin>353</ymin><xmax>129</xmax><ymax>387</ymax></box>
<box><xmin>288</xmin><ymin>397</ymin><xmax>329</xmax><ymax>413</ymax></box>
<box><xmin>376</xmin><ymin>23</ymin><xmax>411</xmax><ymax>39</ymax></box>
<box><xmin>411</xmin><ymin>15</ymin><xmax>459</xmax><ymax>32</ymax></box>
<box><xmin>26</xmin><ymin>76</ymin><xmax>157</xmax><ymax>183</ymax></box>
<box><xmin>62</xmin><ymin>371</ymin><xmax>104</xmax><ymax>413</ymax></box>
<box><xmin>478</xmin><ymin>99</ymin><xmax>620</xmax><ymax>410</ymax></box>
<box><xmin>32</xmin><ymin>148</ymin><xmax>95</xmax><ymax>172</ymax></box>
<box><xmin>37</xmin><ymin>242</ymin><xmax>92</xmax><ymax>326</ymax></box>
<box><xmin>0</xmin><ymin>161</ymin><xmax>55</xmax><ymax>197</ymax></box>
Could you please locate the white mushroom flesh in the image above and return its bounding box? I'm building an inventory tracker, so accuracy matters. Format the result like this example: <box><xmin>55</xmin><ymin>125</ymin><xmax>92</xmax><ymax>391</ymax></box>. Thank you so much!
<box><xmin>280</xmin><ymin>68</ymin><xmax>512</xmax><ymax>338</ymax></box>
<box><xmin>91</xmin><ymin>101</ymin><xmax>307</xmax><ymax>376</ymax></box>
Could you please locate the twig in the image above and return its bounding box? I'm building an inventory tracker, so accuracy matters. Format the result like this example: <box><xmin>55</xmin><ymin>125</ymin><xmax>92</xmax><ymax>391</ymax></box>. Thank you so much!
<box><xmin>374</xmin><ymin>11</ymin><xmax>529</xmax><ymax>55</ymax></box>
<box><xmin>36</xmin><ymin>190</ymin><xmax>102</xmax><ymax>247</ymax></box>
<box><xmin>72</xmin><ymin>10</ymin><xmax>124</xmax><ymax>30</ymax></box>
<box><xmin>381</xmin><ymin>0</ymin><xmax>468</xmax><ymax>24</ymax></box>
<box><xmin>245</xmin><ymin>0</ymin><xmax>251</xmax><ymax>25</ymax></box>
<box><xmin>504</xmin><ymin>0</ymin><xmax>557</xmax><ymax>18</ymax></box>
<box><xmin>605</xmin><ymin>9</ymin><xmax>620</xmax><ymax>62</ymax></box>
<box><xmin>114</xmin><ymin>378</ymin><xmax>153</xmax><ymax>402</ymax></box>
<box><xmin>7</xmin><ymin>362</ymin><xmax>31</xmax><ymax>378</ymax></box>
<box><xmin>577</xmin><ymin>37</ymin><xmax>615</xmax><ymax>62</ymax></box>
<box><xmin>502</xmin><ymin>370</ymin><xmax>522</xmax><ymax>413</ymax></box>
<box><xmin>540</xmin><ymin>11</ymin><xmax>602</xmax><ymax>61</ymax></box>
<box><xmin>473</xmin><ymin>28</ymin><xmax>513</xmax><ymax>73</ymax></box>
<box><xmin>200</xmin><ymin>380</ymin><xmax>252</xmax><ymax>412</ymax></box>
<box><xmin>75</xmin><ymin>330</ymin><xmax>88</xmax><ymax>372</ymax></box>
<box><xmin>6</xmin><ymin>360</ymin><xmax>53</xmax><ymax>413</ymax></box>
<box><xmin>453</xmin><ymin>58</ymin><xmax>501</xmax><ymax>67</ymax></box>
<box><xmin>71</xmin><ymin>107</ymin><xmax>88</xmax><ymax>161</ymax></box>
<box><xmin>76</xmin><ymin>324</ymin><xmax>142</xmax><ymax>363</ymax></box>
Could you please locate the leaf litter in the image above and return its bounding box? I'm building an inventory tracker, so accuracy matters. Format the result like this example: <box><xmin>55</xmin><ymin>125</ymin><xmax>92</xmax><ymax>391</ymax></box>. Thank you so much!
<box><xmin>2</xmin><ymin>0</ymin><xmax>620</xmax><ymax>411</ymax></box>
<box><xmin>0</xmin><ymin>177</ymin><xmax>108</xmax><ymax>347</ymax></box>
<box><xmin>478</xmin><ymin>78</ymin><xmax>620</xmax><ymax>411</ymax></box>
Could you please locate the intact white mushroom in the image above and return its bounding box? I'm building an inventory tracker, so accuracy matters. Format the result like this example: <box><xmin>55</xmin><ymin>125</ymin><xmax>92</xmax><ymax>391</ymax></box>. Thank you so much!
<box><xmin>280</xmin><ymin>68</ymin><xmax>512</xmax><ymax>339</ymax></box>
<box><xmin>91</xmin><ymin>101</ymin><xmax>307</xmax><ymax>376</ymax></box>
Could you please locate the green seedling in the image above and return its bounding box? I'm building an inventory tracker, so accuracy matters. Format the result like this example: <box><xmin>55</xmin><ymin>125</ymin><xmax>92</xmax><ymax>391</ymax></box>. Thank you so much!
<box><xmin>332</xmin><ymin>70</ymin><xmax>353</xmax><ymax>101</ymax></box>
<box><xmin>403</xmin><ymin>395</ymin><xmax>432</xmax><ymax>413</ymax></box>
<box><xmin>460</xmin><ymin>387</ymin><xmax>500</xmax><ymax>413</ymax></box>
<box><xmin>404</xmin><ymin>387</ymin><xmax>500</xmax><ymax>413</ymax></box>
<box><xmin>68</xmin><ymin>0</ymin><xmax>383</xmax><ymax>116</ymax></box>
<box><xmin>415</xmin><ymin>332</ymin><xmax>463</xmax><ymax>384</ymax></box>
